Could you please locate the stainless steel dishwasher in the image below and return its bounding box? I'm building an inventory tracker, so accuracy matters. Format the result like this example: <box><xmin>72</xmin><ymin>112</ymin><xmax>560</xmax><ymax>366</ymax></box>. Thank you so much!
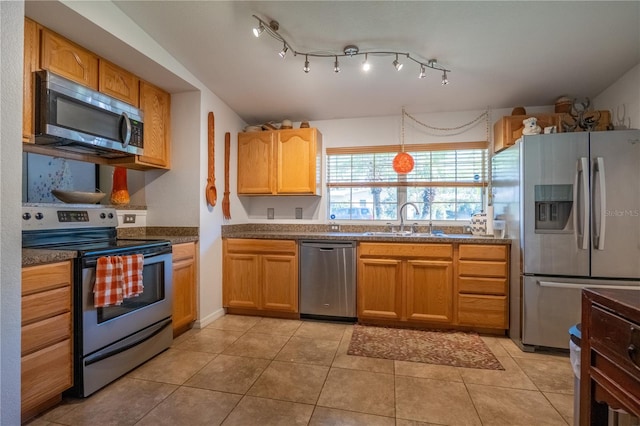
<box><xmin>300</xmin><ymin>240</ymin><xmax>356</xmax><ymax>321</ymax></box>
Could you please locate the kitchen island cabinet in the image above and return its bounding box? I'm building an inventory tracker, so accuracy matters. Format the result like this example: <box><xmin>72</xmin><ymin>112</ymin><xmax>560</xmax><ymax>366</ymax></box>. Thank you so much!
<box><xmin>223</xmin><ymin>238</ymin><xmax>298</xmax><ymax>315</ymax></box>
<box><xmin>358</xmin><ymin>243</ymin><xmax>454</xmax><ymax>325</ymax></box>
<box><xmin>172</xmin><ymin>242</ymin><xmax>197</xmax><ymax>337</ymax></box>
<box><xmin>21</xmin><ymin>260</ymin><xmax>73</xmax><ymax>422</ymax></box>
<box><xmin>237</xmin><ymin>128</ymin><xmax>322</xmax><ymax>195</ymax></box>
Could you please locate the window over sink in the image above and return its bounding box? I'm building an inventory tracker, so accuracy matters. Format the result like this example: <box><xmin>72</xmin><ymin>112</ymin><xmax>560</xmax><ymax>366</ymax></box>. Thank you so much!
<box><xmin>326</xmin><ymin>142</ymin><xmax>488</xmax><ymax>222</ymax></box>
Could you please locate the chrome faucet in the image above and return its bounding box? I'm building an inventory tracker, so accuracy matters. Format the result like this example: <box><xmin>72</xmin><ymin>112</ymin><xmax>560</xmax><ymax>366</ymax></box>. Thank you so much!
<box><xmin>399</xmin><ymin>202</ymin><xmax>419</xmax><ymax>232</ymax></box>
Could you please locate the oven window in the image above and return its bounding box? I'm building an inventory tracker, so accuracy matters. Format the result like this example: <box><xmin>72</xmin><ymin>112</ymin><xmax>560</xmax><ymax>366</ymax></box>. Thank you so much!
<box><xmin>98</xmin><ymin>261</ymin><xmax>165</xmax><ymax>323</ymax></box>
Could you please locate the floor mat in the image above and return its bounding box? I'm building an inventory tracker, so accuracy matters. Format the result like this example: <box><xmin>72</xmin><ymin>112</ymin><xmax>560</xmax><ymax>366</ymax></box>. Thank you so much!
<box><xmin>347</xmin><ymin>324</ymin><xmax>504</xmax><ymax>370</ymax></box>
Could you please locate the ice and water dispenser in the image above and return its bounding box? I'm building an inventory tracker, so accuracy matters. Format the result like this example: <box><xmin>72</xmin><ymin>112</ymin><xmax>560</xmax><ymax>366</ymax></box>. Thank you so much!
<box><xmin>534</xmin><ymin>184</ymin><xmax>573</xmax><ymax>232</ymax></box>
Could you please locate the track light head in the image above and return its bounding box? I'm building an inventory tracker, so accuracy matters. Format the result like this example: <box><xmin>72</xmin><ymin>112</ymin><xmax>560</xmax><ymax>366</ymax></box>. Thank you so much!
<box><xmin>252</xmin><ymin>22</ymin><xmax>265</xmax><ymax>37</ymax></box>
<box><xmin>303</xmin><ymin>55</ymin><xmax>310</xmax><ymax>73</ymax></box>
<box><xmin>393</xmin><ymin>54</ymin><xmax>403</xmax><ymax>71</ymax></box>
<box><xmin>334</xmin><ymin>56</ymin><xmax>341</xmax><ymax>73</ymax></box>
<box><xmin>279</xmin><ymin>44</ymin><xmax>288</xmax><ymax>59</ymax></box>
<box><xmin>442</xmin><ymin>70</ymin><xmax>449</xmax><ymax>85</ymax></box>
<box><xmin>362</xmin><ymin>53</ymin><xmax>370</xmax><ymax>72</ymax></box>
<box><xmin>418</xmin><ymin>65</ymin><xmax>426</xmax><ymax>79</ymax></box>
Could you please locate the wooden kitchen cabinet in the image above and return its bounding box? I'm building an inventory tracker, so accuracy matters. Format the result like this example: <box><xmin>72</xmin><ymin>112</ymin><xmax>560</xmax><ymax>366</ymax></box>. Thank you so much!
<box><xmin>456</xmin><ymin>244</ymin><xmax>509</xmax><ymax>329</ymax></box>
<box><xmin>23</xmin><ymin>17</ymin><xmax>39</xmax><ymax>143</ymax></box>
<box><xmin>21</xmin><ymin>261</ymin><xmax>73</xmax><ymax>422</ymax></box>
<box><xmin>172</xmin><ymin>242</ymin><xmax>197</xmax><ymax>337</ymax></box>
<box><xmin>223</xmin><ymin>239</ymin><xmax>298</xmax><ymax>315</ymax></box>
<box><xmin>237</xmin><ymin>128</ymin><xmax>322</xmax><ymax>195</ymax></box>
<box><xmin>40</xmin><ymin>28</ymin><xmax>99</xmax><ymax>90</ymax></box>
<box><xmin>358</xmin><ymin>243</ymin><xmax>454</xmax><ymax>325</ymax></box>
<box><xmin>98</xmin><ymin>59</ymin><xmax>140</xmax><ymax>107</ymax></box>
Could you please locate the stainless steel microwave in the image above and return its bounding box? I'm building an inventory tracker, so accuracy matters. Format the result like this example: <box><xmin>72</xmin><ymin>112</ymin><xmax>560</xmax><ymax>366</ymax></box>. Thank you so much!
<box><xmin>34</xmin><ymin>70</ymin><xmax>144</xmax><ymax>158</ymax></box>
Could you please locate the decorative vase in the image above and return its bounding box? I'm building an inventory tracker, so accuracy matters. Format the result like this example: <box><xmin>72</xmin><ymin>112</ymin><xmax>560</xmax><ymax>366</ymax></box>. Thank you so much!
<box><xmin>110</xmin><ymin>167</ymin><xmax>130</xmax><ymax>205</ymax></box>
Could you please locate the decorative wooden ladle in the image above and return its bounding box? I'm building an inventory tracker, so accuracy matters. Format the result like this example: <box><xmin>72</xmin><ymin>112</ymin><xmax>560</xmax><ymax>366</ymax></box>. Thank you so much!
<box><xmin>205</xmin><ymin>111</ymin><xmax>217</xmax><ymax>207</ymax></box>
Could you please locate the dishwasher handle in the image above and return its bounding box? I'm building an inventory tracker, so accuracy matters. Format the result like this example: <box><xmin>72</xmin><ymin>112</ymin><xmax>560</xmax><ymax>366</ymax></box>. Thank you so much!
<box><xmin>300</xmin><ymin>241</ymin><xmax>356</xmax><ymax>249</ymax></box>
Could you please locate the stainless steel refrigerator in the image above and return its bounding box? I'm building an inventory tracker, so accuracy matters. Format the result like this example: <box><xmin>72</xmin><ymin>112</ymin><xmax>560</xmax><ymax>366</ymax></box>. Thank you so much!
<box><xmin>492</xmin><ymin>130</ymin><xmax>640</xmax><ymax>350</ymax></box>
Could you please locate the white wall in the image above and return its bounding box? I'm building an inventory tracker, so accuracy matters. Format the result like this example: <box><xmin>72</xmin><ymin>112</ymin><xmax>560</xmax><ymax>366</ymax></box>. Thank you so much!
<box><xmin>1</xmin><ymin>2</ymin><xmax>25</xmax><ymax>423</ymax></box>
<box><xmin>231</xmin><ymin>105</ymin><xmax>553</xmax><ymax>224</ymax></box>
<box><xmin>594</xmin><ymin>63</ymin><xmax>640</xmax><ymax>130</ymax></box>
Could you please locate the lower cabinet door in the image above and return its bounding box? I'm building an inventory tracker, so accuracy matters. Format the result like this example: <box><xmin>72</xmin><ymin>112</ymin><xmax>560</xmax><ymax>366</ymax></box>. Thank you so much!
<box><xmin>223</xmin><ymin>253</ymin><xmax>260</xmax><ymax>309</ymax></box>
<box><xmin>358</xmin><ymin>258</ymin><xmax>403</xmax><ymax>320</ymax></box>
<box><xmin>22</xmin><ymin>339</ymin><xmax>72</xmax><ymax>415</ymax></box>
<box><xmin>262</xmin><ymin>254</ymin><xmax>298</xmax><ymax>312</ymax></box>
<box><xmin>457</xmin><ymin>294</ymin><xmax>507</xmax><ymax>329</ymax></box>
<box><xmin>405</xmin><ymin>260</ymin><xmax>453</xmax><ymax>323</ymax></box>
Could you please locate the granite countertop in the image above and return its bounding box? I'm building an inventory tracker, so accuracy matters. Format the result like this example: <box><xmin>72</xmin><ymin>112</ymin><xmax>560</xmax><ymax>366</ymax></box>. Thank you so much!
<box><xmin>222</xmin><ymin>224</ymin><xmax>510</xmax><ymax>245</ymax></box>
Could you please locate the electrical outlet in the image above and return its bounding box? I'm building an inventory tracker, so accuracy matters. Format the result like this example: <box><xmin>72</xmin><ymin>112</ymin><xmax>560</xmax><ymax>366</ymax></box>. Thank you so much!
<box><xmin>267</xmin><ymin>208</ymin><xmax>274</xmax><ymax>219</ymax></box>
<box><xmin>329</xmin><ymin>224</ymin><xmax>340</xmax><ymax>232</ymax></box>
<box><xmin>295</xmin><ymin>207</ymin><xmax>303</xmax><ymax>219</ymax></box>
<box><xmin>123</xmin><ymin>214</ymin><xmax>136</xmax><ymax>224</ymax></box>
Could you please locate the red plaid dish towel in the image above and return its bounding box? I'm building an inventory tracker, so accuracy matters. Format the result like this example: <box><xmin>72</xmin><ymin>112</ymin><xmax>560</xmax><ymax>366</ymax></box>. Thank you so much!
<box><xmin>94</xmin><ymin>256</ymin><xmax>124</xmax><ymax>308</ymax></box>
<box><xmin>121</xmin><ymin>254</ymin><xmax>144</xmax><ymax>298</ymax></box>
<box><xmin>93</xmin><ymin>254</ymin><xmax>144</xmax><ymax>308</ymax></box>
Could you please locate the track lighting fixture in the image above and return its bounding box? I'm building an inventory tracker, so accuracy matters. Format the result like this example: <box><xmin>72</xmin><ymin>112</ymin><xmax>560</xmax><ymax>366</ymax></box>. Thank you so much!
<box><xmin>362</xmin><ymin>53</ymin><xmax>371</xmax><ymax>72</ymax></box>
<box><xmin>392</xmin><ymin>54</ymin><xmax>403</xmax><ymax>71</ymax></box>
<box><xmin>279</xmin><ymin>44</ymin><xmax>288</xmax><ymax>59</ymax></box>
<box><xmin>418</xmin><ymin>64</ymin><xmax>426</xmax><ymax>79</ymax></box>
<box><xmin>251</xmin><ymin>15</ymin><xmax>451</xmax><ymax>83</ymax></box>
<box><xmin>253</xmin><ymin>22</ymin><xmax>265</xmax><ymax>38</ymax></box>
<box><xmin>303</xmin><ymin>55</ymin><xmax>310</xmax><ymax>73</ymax></box>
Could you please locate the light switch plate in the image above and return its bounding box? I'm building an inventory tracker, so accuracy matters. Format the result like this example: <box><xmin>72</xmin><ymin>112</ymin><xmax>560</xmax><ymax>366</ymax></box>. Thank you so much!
<box><xmin>267</xmin><ymin>208</ymin><xmax>274</xmax><ymax>219</ymax></box>
<box><xmin>123</xmin><ymin>214</ymin><xmax>136</xmax><ymax>224</ymax></box>
<box><xmin>295</xmin><ymin>207</ymin><xmax>303</xmax><ymax>219</ymax></box>
<box><xmin>329</xmin><ymin>224</ymin><xmax>340</xmax><ymax>232</ymax></box>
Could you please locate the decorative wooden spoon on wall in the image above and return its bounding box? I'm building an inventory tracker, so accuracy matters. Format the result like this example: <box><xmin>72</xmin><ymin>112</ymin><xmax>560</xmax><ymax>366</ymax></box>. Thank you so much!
<box><xmin>205</xmin><ymin>111</ymin><xmax>217</xmax><ymax>207</ymax></box>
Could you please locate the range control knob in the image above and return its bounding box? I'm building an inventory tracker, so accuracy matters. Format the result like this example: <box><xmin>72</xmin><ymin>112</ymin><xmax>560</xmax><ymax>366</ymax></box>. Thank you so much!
<box><xmin>35</xmin><ymin>212</ymin><xmax>44</xmax><ymax>220</ymax></box>
<box><xmin>100</xmin><ymin>213</ymin><xmax>106</xmax><ymax>219</ymax></box>
<box><xmin>22</xmin><ymin>212</ymin><xmax>31</xmax><ymax>220</ymax></box>
<box><xmin>108</xmin><ymin>213</ymin><xmax>114</xmax><ymax>219</ymax></box>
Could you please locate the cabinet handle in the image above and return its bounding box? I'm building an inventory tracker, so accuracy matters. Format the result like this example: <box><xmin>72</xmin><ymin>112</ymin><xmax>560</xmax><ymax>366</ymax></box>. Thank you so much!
<box><xmin>629</xmin><ymin>326</ymin><xmax>640</xmax><ymax>369</ymax></box>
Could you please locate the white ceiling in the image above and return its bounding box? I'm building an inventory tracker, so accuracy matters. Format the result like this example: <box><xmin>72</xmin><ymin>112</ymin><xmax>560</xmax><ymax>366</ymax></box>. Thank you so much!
<box><xmin>26</xmin><ymin>1</ymin><xmax>640</xmax><ymax>126</ymax></box>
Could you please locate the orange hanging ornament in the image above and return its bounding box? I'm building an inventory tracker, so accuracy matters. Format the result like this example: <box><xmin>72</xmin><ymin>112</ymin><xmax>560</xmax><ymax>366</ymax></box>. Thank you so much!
<box><xmin>393</xmin><ymin>108</ymin><xmax>414</xmax><ymax>174</ymax></box>
<box><xmin>110</xmin><ymin>167</ymin><xmax>130</xmax><ymax>205</ymax></box>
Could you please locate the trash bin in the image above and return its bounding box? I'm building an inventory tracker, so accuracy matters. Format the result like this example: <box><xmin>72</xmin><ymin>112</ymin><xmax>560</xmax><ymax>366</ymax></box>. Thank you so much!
<box><xmin>569</xmin><ymin>324</ymin><xmax>581</xmax><ymax>426</ymax></box>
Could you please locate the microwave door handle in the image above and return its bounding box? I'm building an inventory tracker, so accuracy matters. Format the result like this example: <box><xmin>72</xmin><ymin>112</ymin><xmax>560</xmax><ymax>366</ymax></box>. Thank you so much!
<box><xmin>119</xmin><ymin>112</ymin><xmax>132</xmax><ymax>148</ymax></box>
<box><xmin>592</xmin><ymin>157</ymin><xmax>606</xmax><ymax>250</ymax></box>
<box><xmin>574</xmin><ymin>157</ymin><xmax>589</xmax><ymax>250</ymax></box>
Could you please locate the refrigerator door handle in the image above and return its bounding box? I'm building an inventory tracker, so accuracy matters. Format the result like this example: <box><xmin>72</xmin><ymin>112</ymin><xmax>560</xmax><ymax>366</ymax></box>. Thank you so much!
<box><xmin>574</xmin><ymin>157</ymin><xmax>589</xmax><ymax>250</ymax></box>
<box><xmin>592</xmin><ymin>157</ymin><xmax>607</xmax><ymax>250</ymax></box>
<box><xmin>538</xmin><ymin>281</ymin><xmax>639</xmax><ymax>291</ymax></box>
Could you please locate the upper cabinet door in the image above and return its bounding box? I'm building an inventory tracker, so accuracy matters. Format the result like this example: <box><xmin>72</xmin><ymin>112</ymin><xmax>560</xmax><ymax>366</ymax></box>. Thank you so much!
<box><xmin>40</xmin><ymin>29</ymin><xmax>98</xmax><ymax>90</ymax></box>
<box><xmin>137</xmin><ymin>80</ymin><xmax>171</xmax><ymax>168</ymax></box>
<box><xmin>23</xmin><ymin>18</ymin><xmax>39</xmax><ymax>143</ymax></box>
<box><xmin>237</xmin><ymin>132</ymin><xmax>275</xmax><ymax>194</ymax></box>
<box><xmin>98</xmin><ymin>59</ymin><xmax>139</xmax><ymax>107</ymax></box>
<box><xmin>276</xmin><ymin>128</ymin><xmax>320</xmax><ymax>194</ymax></box>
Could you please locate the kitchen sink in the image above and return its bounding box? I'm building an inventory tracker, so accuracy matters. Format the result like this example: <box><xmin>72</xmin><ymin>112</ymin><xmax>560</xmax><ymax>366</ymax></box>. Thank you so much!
<box><xmin>361</xmin><ymin>231</ymin><xmax>446</xmax><ymax>237</ymax></box>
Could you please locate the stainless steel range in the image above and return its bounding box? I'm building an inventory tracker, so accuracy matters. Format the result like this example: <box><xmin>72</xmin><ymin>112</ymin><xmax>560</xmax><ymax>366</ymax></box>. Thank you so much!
<box><xmin>22</xmin><ymin>205</ymin><xmax>173</xmax><ymax>397</ymax></box>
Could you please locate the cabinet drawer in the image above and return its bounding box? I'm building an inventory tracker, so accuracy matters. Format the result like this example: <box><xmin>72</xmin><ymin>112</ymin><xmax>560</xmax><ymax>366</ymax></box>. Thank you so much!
<box><xmin>21</xmin><ymin>339</ymin><xmax>72</xmax><ymax>414</ymax></box>
<box><xmin>458</xmin><ymin>277</ymin><xmax>507</xmax><ymax>295</ymax></box>
<box><xmin>22</xmin><ymin>261</ymin><xmax>71</xmax><ymax>295</ymax></box>
<box><xmin>22</xmin><ymin>312</ymin><xmax>71</xmax><ymax>356</ymax></box>
<box><xmin>458</xmin><ymin>260</ymin><xmax>507</xmax><ymax>277</ymax></box>
<box><xmin>224</xmin><ymin>239</ymin><xmax>297</xmax><ymax>255</ymax></box>
<box><xmin>459</xmin><ymin>244</ymin><xmax>507</xmax><ymax>261</ymax></box>
<box><xmin>22</xmin><ymin>287</ymin><xmax>71</xmax><ymax>325</ymax></box>
<box><xmin>359</xmin><ymin>243</ymin><xmax>453</xmax><ymax>259</ymax></box>
<box><xmin>457</xmin><ymin>294</ymin><xmax>507</xmax><ymax>329</ymax></box>
<box><xmin>172</xmin><ymin>242</ymin><xmax>196</xmax><ymax>262</ymax></box>
<box><xmin>590</xmin><ymin>305</ymin><xmax>640</xmax><ymax>373</ymax></box>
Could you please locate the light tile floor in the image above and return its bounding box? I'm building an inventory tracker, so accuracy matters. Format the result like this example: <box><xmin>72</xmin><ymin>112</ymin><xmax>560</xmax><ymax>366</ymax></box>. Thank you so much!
<box><xmin>29</xmin><ymin>315</ymin><xmax>575</xmax><ymax>426</ymax></box>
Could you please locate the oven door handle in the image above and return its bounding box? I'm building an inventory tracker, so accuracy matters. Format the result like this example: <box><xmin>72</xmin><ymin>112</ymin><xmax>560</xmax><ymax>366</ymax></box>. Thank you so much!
<box><xmin>83</xmin><ymin>247</ymin><xmax>172</xmax><ymax>268</ymax></box>
<box><xmin>84</xmin><ymin>317</ymin><xmax>172</xmax><ymax>366</ymax></box>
